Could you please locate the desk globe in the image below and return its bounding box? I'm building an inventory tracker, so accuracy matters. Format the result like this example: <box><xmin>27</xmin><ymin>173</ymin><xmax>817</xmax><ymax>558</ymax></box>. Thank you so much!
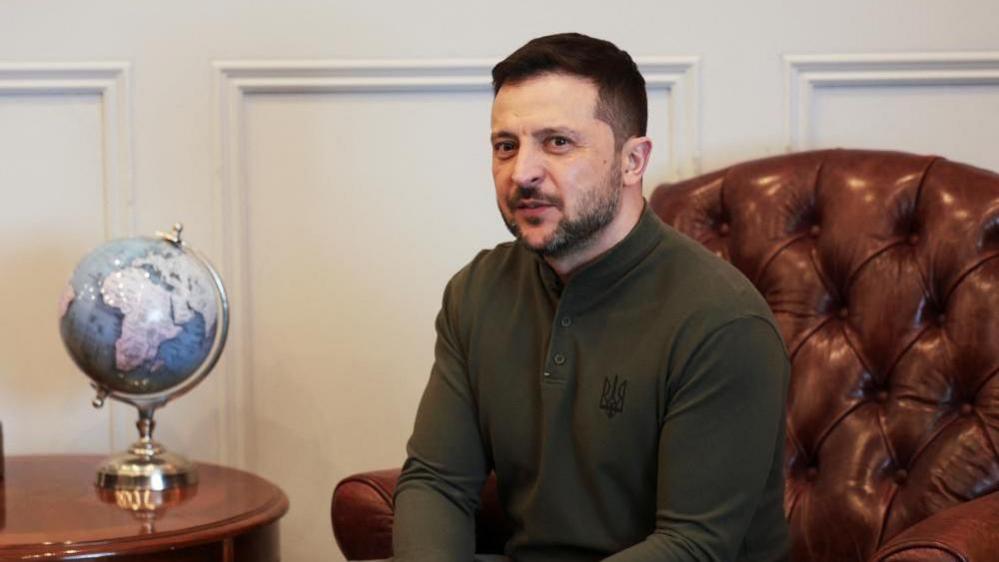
<box><xmin>58</xmin><ymin>224</ymin><xmax>229</xmax><ymax>491</ymax></box>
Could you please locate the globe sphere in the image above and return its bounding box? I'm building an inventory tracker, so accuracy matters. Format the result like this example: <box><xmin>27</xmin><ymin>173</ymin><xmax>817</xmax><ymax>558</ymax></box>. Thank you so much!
<box><xmin>58</xmin><ymin>236</ymin><xmax>222</xmax><ymax>396</ymax></box>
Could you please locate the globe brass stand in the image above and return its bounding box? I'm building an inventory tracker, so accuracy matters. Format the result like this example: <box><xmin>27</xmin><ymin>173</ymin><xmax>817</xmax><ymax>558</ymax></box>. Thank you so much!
<box><xmin>95</xmin><ymin>405</ymin><xmax>199</xmax><ymax>490</ymax></box>
<box><xmin>96</xmin><ymin>437</ymin><xmax>200</xmax><ymax>534</ymax></box>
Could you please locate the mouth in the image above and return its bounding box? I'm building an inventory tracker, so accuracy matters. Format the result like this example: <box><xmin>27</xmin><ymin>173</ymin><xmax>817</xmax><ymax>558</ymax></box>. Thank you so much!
<box><xmin>514</xmin><ymin>199</ymin><xmax>557</xmax><ymax>220</ymax></box>
<box><xmin>517</xmin><ymin>199</ymin><xmax>556</xmax><ymax>210</ymax></box>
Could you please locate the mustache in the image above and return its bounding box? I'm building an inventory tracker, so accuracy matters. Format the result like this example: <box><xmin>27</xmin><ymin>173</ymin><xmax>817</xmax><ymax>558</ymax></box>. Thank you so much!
<box><xmin>508</xmin><ymin>185</ymin><xmax>563</xmax><ymax>209</ymax></box>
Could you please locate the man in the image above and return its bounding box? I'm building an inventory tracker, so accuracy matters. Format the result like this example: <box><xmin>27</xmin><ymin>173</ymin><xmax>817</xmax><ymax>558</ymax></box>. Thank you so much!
<box><xmin>393</xmin><ymin>33</ymin><xmax>789</xmax><ymax>562</ymax></box>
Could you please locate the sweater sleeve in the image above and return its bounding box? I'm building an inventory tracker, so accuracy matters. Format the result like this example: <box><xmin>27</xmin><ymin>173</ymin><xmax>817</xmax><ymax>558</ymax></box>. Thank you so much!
<box><xmin>393</xmin><ymin>278</ymin><xmax>489</xmax><ymax>562</ymax></box>
<box><xmin>604</xmin><ymin>316</ymin><xmax>790</xmax><ymax>562</ymax></box>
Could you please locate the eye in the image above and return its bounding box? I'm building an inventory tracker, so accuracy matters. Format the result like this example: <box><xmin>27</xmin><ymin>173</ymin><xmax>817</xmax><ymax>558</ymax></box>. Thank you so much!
<box><xmin>546</xmin><ymin>136</ymin><xmax>573</xmax><ymax>151</ymax></box>
<box><xmin>493</xmin><ymin>140</ymin><xmax>517</xmax><ymax>158</ymax></box>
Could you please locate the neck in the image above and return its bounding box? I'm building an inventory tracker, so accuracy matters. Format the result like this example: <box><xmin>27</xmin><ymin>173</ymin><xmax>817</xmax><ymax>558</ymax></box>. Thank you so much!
<box><xmin>545</xmin><ymin>190</ymin><xmax>645</xmax><ymax>280</ymax></box>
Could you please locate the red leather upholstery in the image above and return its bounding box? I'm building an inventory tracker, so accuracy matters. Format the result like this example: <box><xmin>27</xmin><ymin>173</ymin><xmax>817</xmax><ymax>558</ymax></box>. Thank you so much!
<box><xmin>651</xmin><ymin>149</ymin><xmax>999</xmax><ymax>561</ymax></box>
<box><xmin>331</xmin><ymin>470</ymin><xmax>398</xmax><ymax>561</ymax></box>
<box><xmin>870</xmin><ymin>491</ymin><xmax>999</xmax><ymax>561</ymax></box>
<box><xmin>331</xmin><ymin>149</ymin><xmax>999</xmax><ymax>561</ymax></box>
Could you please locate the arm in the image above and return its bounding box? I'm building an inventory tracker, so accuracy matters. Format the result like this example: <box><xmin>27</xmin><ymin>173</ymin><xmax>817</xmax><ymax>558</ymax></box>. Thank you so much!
<box><xmin>605</xmin><ymin>316</ymin><xmax>790</xmax><ymax>562</ymax></box>
<box><xmin>393</xmin><ymin>279</ymin><xmax>489</xmax><ymax>562</ymax></box>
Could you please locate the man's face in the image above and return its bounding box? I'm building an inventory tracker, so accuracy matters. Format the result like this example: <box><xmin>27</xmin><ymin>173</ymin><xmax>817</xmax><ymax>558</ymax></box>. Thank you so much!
<box><xmin>491</xmin><ymin>73</ymin><xmax>622</xmax><ymax>259</ymax></box>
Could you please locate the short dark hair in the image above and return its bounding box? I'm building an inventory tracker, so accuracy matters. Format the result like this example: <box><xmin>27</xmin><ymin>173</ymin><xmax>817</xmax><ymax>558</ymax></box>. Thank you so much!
<box><xmin>492</xmin><ymin>33</ymin><xmax>647</xmax><ymax>147</ymax></box>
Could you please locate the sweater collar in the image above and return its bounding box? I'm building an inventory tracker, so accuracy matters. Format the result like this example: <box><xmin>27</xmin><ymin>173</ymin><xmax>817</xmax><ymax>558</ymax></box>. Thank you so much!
<box><xmin>531</xmin><ymin>202</ymin><xmax>664</xmax><ymax>298</ymax></box>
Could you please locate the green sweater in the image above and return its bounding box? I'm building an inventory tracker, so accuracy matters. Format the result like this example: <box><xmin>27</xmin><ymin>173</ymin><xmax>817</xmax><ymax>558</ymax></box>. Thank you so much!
<box><xmin>394</xmin><ymin>206</ymin><xmax>790</xmax><ymax>562</ymax></box>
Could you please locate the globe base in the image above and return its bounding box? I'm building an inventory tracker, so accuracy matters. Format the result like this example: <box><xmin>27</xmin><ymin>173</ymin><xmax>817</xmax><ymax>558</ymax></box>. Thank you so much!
<box><xmin>96</xmin><ymin>442</ymin><xmax>198</xmax><ymax>491</ymax></box>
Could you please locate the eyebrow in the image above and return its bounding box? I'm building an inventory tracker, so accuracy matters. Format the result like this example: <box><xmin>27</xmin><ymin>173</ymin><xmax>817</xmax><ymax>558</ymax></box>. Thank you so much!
<box><xmin>490</xmin><ymin>127</ymin><xmax>579</xmax><ymax>143</ymax></box>
<box><xmin>490</xmin><ymin>131</ymin><xmax>515</xmax><ymax>143</ymax></box>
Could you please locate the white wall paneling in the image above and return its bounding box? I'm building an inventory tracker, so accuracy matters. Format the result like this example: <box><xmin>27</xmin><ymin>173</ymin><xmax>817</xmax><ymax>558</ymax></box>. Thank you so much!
<box><xmin>637</xmin><ymin>57</ymin><xmax>702</xmax><ymax>183</ymax></box>
<box><xmin>215</xmin><ymin>57</ymin><xmax>701</xmax><ymax>205</ymax></box>
<box><xmin>0</xmin><ymin>63</ymin><xmax>134</xmax><ymax>240</ymax></box>
<box><xmin>0</xmin><ymin>62</ymin><xmax>134</xmax><ymax>453</ymax></box>
<box><xmin>784</xmin><ymin>52</ymin><xmax>999</xmax><ymax>156</ymax></box>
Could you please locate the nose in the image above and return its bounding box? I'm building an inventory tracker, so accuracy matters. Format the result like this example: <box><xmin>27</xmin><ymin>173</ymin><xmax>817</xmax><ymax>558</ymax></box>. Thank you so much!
<box><xmin>510</xmin><ymin>144</ymin><xmax>544</xmax><ymax>188</ymax></box>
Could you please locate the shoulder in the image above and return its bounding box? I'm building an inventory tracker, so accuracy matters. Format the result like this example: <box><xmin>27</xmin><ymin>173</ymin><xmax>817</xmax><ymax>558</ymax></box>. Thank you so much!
<box><xmin>440</xmin><ymin>240</ymin><xmax>534</xmax><ymax>315</ymax></box>
<box><xmin>646</xmin><ymin>220</ymin><xmax>775</xmax><ymax>328</ymax></box>
<box><xmin>633</xmin><ymin>220</ymin><xmax>788</xmax><ymax>379</ymax></box>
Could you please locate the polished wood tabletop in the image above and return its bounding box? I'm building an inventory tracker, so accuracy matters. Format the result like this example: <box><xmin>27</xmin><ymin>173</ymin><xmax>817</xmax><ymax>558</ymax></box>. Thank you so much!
<box><xmin>0</xmin><ymin>455</ymin><xmax>288</xmax><ymax>561</ymax></box>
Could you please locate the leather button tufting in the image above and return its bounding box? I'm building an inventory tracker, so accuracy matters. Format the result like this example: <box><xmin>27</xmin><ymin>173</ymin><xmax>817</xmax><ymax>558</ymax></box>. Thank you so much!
<box><xmin>875</xmin><ymin>391</ymin><xmax>888</xmax><ymax>403</ymax></box>
<box><xmin>838</xmin><ymin>307</ymin><xmax>849</xmax><ymax>319</ymax></box>
<box><xmin>809</xmin><ymin>224</ymin><xmax>821</xmax><ymax>237</ymax></box>
<box><xmin>908</xmin><ymin>233</ymin><xmax>920</xmax><ymax>245</ymax></box>
<box><xmin>894</xmin><ymin>469</ymin><xmax>908</xmax><ymax>484</ymax></box>
<box><xmin>718</xmin><ymin>223</ymin><xmax>730</xmax><ymax>236</ymax></box>
<box><xmin>960</xmin><ymin>403</ymin><xmax>974</xmax><ymax>416</ymax></box>
<box><xmin>937</xmin><ymin>314</ymin><xmax>946</xmax><ymax>325</ymax></box>
<box><xmin>805</xmin><ymin>467</ymin><xmax>818</xmax><ymax>481</ymax></box>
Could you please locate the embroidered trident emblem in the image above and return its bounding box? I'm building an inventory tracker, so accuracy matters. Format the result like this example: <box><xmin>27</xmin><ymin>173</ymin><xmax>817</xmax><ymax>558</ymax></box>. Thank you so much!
<box><xmin>599</xmin><ymin>375</ymin><xmax>627</xmax><ymax>418</ymax></box>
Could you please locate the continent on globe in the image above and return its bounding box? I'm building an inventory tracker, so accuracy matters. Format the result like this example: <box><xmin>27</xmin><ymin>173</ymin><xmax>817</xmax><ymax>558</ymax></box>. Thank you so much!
<box><xmin>131</xmin><ymin>251</ymin><xmax>218</xmax><ymax>332</ymax></box>
<box><xmin>58</xmin><ymin>285</ymin><xmax>75</xmax><ymax>318</ymax></box>
<box><xmin>101</xmin><ymin>268</ymin><xmax>182</xmax><ymax>372</ymax></box>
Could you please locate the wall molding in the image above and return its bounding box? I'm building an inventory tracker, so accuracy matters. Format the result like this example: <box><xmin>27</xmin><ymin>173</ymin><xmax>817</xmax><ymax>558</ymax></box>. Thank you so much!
<box><xmin>0</xmin><ymin>62</ymin><xmax>135</xmax><ymax>240</ymax></box>
<box><xmin>212</xmin><ymin>56</ymin><xmax>700</xmax><ymax>467</ymax></box>
<box><xmin>0</xmin><ymin>62</ymin><xmax>134</xmax><ymax>452</ymax></box>
<box><xmin>784</xmin><ymin>52</ymin><xmax>999</xmax><ymax>151</ymax></box>
<box><xmin>215</xmin><ymin>57</ymin><xmax>701</xmax><ymax>175</ymax></box>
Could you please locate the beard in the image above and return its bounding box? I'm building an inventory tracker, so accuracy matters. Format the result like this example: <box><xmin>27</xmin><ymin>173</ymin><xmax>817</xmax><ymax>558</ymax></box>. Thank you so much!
<box><xmin>500</xmin><ymin>165</ymin><xmax>622</xmax><ymax>259</ymax></box>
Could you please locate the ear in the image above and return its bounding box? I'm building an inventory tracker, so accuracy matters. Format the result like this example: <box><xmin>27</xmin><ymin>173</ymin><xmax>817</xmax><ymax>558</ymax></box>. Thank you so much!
<box><xmin>619</xmin><ymin>136</ymin><xmax>652</xmax><ymax>188</ymax></box>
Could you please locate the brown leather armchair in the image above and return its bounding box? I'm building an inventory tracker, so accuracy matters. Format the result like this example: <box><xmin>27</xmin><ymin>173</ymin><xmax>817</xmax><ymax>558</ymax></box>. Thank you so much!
<box><xmin>331</xmin><ymin>149</ymin><xmax>999</xmax><ymax>562</ymax></box>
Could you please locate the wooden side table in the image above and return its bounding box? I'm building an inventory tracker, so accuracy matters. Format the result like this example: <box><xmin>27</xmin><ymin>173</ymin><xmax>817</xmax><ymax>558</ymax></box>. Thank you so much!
<box><xmin>0</xmin><ymin>455</ymin><xmax>288</xmax><ymax>561</ymax></box>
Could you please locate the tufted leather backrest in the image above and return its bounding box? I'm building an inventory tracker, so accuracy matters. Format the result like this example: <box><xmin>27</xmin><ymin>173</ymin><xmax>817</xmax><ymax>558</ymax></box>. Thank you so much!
<box><xmin>650</xmin><ymin>149</ymin><xmax>999</xmax><ymax>562</ymax></box>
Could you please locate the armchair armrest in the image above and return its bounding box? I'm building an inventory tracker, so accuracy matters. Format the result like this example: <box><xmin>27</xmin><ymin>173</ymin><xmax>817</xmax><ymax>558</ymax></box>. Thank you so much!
<box><xmin>869</xmin><ymin>491</ymin><xmax>999</xmax><ymax>562</ymax></box>
<box><xmin>331</xmin><ymin>469</ymin><xmax>400</xmax><ymax>561</ymax></box>
<box><xmin>331</xmin><ymin>468</ymin><xmax>511</xmax><ymax>561</ymax></box>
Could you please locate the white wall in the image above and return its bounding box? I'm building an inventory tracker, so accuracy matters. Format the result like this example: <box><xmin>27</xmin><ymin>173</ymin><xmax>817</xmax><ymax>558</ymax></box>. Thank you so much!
<box><xmin>2</xmin><ymin>1</ymin><xmax>998</xmax><ymax>560</ymax></box>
